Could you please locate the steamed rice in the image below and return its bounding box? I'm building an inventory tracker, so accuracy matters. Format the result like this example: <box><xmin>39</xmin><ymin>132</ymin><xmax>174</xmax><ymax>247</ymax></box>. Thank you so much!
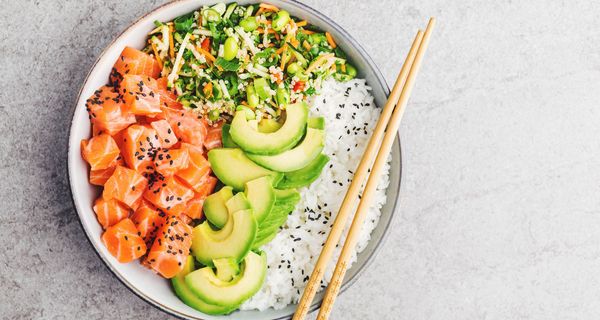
<box><xmin>241</xmin><ymin>78</ymin><xmax>392</xmax><ymax>310</ymax></box>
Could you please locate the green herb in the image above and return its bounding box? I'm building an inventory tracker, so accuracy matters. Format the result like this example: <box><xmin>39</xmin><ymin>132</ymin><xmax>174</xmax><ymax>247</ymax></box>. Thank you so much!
<box><xmin>215</xmin><ymin>57</ymin><xmax>241</xmax><ymax>72</ymax></box>
<box><xmin>174</xmin><ymin>13</ymin><xmax>194</xmax><ymax>33</ymax></box>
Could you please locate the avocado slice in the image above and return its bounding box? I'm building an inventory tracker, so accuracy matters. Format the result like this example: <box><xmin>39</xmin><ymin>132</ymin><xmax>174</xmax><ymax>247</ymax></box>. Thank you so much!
<box><xmin>213</xmin><ymin>257</ymin><xmax>240</xmax><ymax>282</ymax></box>
<box><xmin>252</xmin><ymin>188</ymin><xmax>301</xmax><ymax>249</ymax></box>
<box><xmin>208</xmin><ymin>148</ymin><xmax>283</xmax><ymax>191</ymax></box>
<box><xmin>277</xmin><ymin>154</ymin><xmax>330</xmax><ymax>189</ymax></box>
<box><xmin>258</xmin><ymin>118</ymin><xmax>283</xmax><ymax>133</ymax></box>
<box><xmin>191</xmin><ymin>209</ymin><xmax>257</xmax><ymax>266</ymax></box>
<box><xmin>307</xmin><ymin>116</ymin><xmax>325</xmax><ymax>130</ymax></box>
<box><xmin>230</xmin><ymin>102</ymin><xmax>309</xmax><ymax>155</ymax></box>
<box><xmin>244</xmin><ymin>176</ymin><xmax>275</xmax><ymax>224</ymax></box>
<box><xmin>172</xmin><ymin>256</ymin><xmax>239</xmax><ymax>315</ymax></box>
<box><xmin>225</xmin><ymin>192</ymin><xmax>251</xmax><ymax>213</ymax></box>
<box><xmin>246</xmin><ymin>127</ymin><xmax>325</xmax><ymax>172</ymax></box>
<box><xmin>203</xmin><ymin>186</ymin><xmax>234</xmax><ymax>228</ymax></box>
<box><xmin>221</xmin><ymin>124</ymin><xmax>238</xmax><ymax>148</ymax></box>
<box><xmin>186</xmin><ymin>251</ymin><xmax>267</xmax><ymax>307</ymax></box>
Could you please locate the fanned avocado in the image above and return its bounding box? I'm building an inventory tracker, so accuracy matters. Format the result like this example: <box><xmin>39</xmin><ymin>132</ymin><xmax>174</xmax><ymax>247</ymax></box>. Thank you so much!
<box><xmin>307</xmin><ymin>116</ymin><xmax>325</xmax><ymax>130</ymax></box>
<box><xmin>229</xmin><ymin>102</ymin><xmax>309</xmax><ymax>155</ymax></box>
<box><xmin>252</xmin><ymin>188</ymin><xmax>301</xmax><ymax>249</ymax></box>
<box><xmin>225</xmin><ymin>192</ymin><xmax>251</xmax><ymax>213</ymax></box>
<box><xmin>208</xmin><ymin>148</ymin><xmax>283</xmax><ymax>191</ymax></box>
<box><xmin>246</xmin><ymin>128</ymin><xmax>325</xmax><ymax>172</ymax></box>
<box><xmin>186</xmin><ymin>251</ymin><xmax>267</xmax><ymax>307</ymax></box>
<box><xmin>221</xmin><ymin>124</ymin><xmax>238</xmax><ymax>148</ymax></box>
<box><xmin>191</xmin><ymin>209</ymin><xmax>257</xmax><ymax>266</ymax></box>
<box><xmin>213</xmin><ymin>257</ymin><xmax>240</xmax><ymax>282</ymax></box>
<box><xmin>171</xmin><ymin>257</ymin><xmax>239</xmax><ymax>315</ymax></box>
<box><xmin>244</xmin><ymin>176</ymin><xmax>275</xmax><ymax>224</ymax></box>
<box><xmin>203</xmin><ymin>186</ymin><xmax>234</xmax><ymax>228</ymax></box>
<box><xmin>277</xmin><ymin>154</ymin><xmax>330</xmax><ymax>189</ymax></box>
<box><xmin>258</xmin><ymin>118</ymin><xmax>283</xmax><ymax>133</ymax></box>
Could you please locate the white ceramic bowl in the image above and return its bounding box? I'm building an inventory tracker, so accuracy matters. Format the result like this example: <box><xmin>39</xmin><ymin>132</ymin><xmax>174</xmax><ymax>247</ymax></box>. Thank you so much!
<box><xmin>67</xmin><ymin>1</ymin><xmax>402</xmax><ymax>319</ymax></box>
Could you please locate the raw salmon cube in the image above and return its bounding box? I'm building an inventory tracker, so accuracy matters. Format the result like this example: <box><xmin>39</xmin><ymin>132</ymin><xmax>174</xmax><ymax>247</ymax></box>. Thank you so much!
<box><xmin>143</xmin><ymin>215</ymin><xmax>192</xmax><ymax>278</ymax></box>
<box><xmin>153</xmin><ymin>148</ymin><xmax>189</xmax><ymax>178</ymax></box>
<box><xmin>176</xmin><ymin>144</ymin><xmax>212</xmax><ymax>192</ymax></box>
<box><xmin>131</xmin><ymin>201</ymin><xmax>167</xmax><ymax>244</ymax></box>
<box><xmin>143</xmin><ymin>177</ymin><xmax>194</xmax><ymax>215</ymax></box>
<box><xmin>110</xmin><ymin>46</ymin><xmax>161</xmax><ymax>86</ymax></box>
<box><xmin>103</xmin><ymin>165</ymin><xmax>148</xmax><ymax>209</ymax></box>
<box><xmin>204</xmin><ymin>121</ymin><xmax>223</xmax><ymax>151</ymax></box>
<box><xmin>150</xmin><ymin>119</ymin><xmax>178</xmax><ymax>149</ymax></box>
<box><xmin>86</xmin><ymin>85</ymin><xmax>136</xmax><ymax>136</ymax></box>
<box><xmin>101</xmin><ymin>218</ymin><xmax>147</xmax><ymax>263</ymax></box>
<box><xmin>93</xmin><ymin>197</ymin><xmax>130</xmax><ymax>229</ymax></box>
<box><xmin>119</xmin><ymin>124</ymin><xmax>161</xmax><ymax>174</ymax></box>
<box><xmin>81</xmin><ymin>134</ymin><xmax>121</xmax><ymax>171</ymax></box>
<box><xmin>121</xmin><ymin>75</ymin><xmax>162</xmax><ymax>116</ymax></box>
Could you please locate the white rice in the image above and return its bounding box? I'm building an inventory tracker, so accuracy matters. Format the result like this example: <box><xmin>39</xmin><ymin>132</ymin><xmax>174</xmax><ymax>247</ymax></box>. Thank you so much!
<box><xmin>241</xmin><ymin>78</ymin><xmax>392</xmax><ymax>310</ymax></box>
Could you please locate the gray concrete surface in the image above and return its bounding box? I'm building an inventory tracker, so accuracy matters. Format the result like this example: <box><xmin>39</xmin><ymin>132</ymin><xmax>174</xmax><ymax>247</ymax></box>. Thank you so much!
<box><xmin>2</xmin><ymin>0</ymin><xmax>600</xmax><ymax>319</ymax></box>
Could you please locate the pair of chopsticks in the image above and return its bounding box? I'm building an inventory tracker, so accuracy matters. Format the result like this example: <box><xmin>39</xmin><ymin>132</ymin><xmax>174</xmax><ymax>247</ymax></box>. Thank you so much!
<box><xmin>293</xmin><ymin>18</ymin><xmax>436</xmax><ymax>320</ymax></box>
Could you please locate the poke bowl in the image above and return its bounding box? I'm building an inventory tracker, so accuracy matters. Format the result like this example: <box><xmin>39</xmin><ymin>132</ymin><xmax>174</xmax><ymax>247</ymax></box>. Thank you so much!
<box><xmin>67</xmin><ymin>0</ymin><xmax>402</xmax><ymax>319</ymax></box>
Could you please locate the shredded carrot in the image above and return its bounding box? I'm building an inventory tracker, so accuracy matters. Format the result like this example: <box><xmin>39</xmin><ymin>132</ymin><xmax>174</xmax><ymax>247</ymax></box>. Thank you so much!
<box><xmin>280</xmin><ymin>53</ymin><xmax>286</xmax><ymax>70</ymax></box>
<box><xmin>275</xmin><ymin>45</ymin><xmax>287</xmax><ymax>55</ymax></box>
<box><xmin>197</xmin><ymin>47</ymin><xmax>216</xmax><ymax>62</ymax></box>
<box><xmin>259</xmin><ymin>3</ymin><xmax>279</xmax><ymax>11</ymax></box>
<box><xmin>296</xmin><ymin>20</ymin><xmax>308</xmax><ymax>27</ymax></box>
<box><xmin>341</xmin><ymin>63</ymin><xmax>346</xmax><ymax>73</ymax></box>
<box><xmin>325</xmin><ymin>32</ymin><xmax>337</xmax><ymax>49</ymax></box>
<box><xmin>240</xmin><ymin>100</ymin><xmax>248</xmax><ymax>106</ymax></box>
<box><xmin>300</xmin><ymin>29</ymin><xmax>315</xmax><ymax>35</ymax></box>
<box><xmin>151</xmin><ymin>42</ymin><xmax>163</xmax><ymax>68</ymax></box>
<box><xmin>330</xmin><ymin>63</ymin><xmax>337</xmax><ymax>72</ymax></box>
<box><xmin>255</xmin><ymin>7</ymin><xmax>265</xmax><ymax>16</ymax></box>
<box><xmin>267</xmin><ymin>43</ymin><xmax>276</xmax><ymax>47</ymax></box>
<box><xmin>203</xmin><ymin>82</ymin><xmax>213</xmax><ymax>99</ymax></box>
<box><xmin>168</xmin><ymin>26</ymin><xmax>175</xmax><ymax>58</ymax></box>
<box><xmin>291</xmin><ymin>37</ymin><xmax>299</xmax><ymax>48</ymax></box>
<box><xmin>306</xmin><ymin>53</ymin><xmax>334</xmax><ymax>73</ymax></box>
<box><xmin>302</xmin><ymin>40</ymin><xmax>311</xmax><ymax>51</ymax></box>
<box><xmin>258</xmin><ymin>19</ymin><xmax>272</xmax><ymax>25</ymax></box>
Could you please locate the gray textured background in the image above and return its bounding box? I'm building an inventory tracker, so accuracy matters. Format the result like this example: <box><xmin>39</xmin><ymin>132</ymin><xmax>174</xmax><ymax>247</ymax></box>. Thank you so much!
<box><xmin>2</xmin><ymin>0</ymin><xmax>600</xmax><ymax>319</ymax></box>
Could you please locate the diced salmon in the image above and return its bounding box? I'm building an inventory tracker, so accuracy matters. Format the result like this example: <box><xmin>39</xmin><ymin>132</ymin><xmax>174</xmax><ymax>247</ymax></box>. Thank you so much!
<box><xmin>121</xmin><ymin>75</ymin><xmax>162</xmax><ymax>116</ymax></box>
<box><xmin>110</xmin><ymin>47</ymin><xmax>161</xmax><ymax>86</ymax></box>
<box><xmin>179</xmin><ymin>213</ymin><xmax>193</xmax><ymax>225</ymax></box>
<box><xmin>131</xmin><ymin>201</ymin><xmax>167</xmax><ymax>244</ymax></box>
<box><xmin>164</xmin><ymin>109</ymin><xmax>207</xmax><ymax>146</ymax></box>
<box><xmin>143</xmin><ymin>176</ymin><xmax>194</xmax><ymax>215</ymax></box>
<box><xmin>150</xmin><ymin>119</ymin><xmax>178</xmax><ymax>149</ymax></box>
<box><xmin>119</xmin><ymin>124</ymin><xmax>161</xmax><ymax>174</ymax></box>
<box><xmin>204</xmin><ymin>121</ymin><xmax>223</xmax><ymax>150</ymax></box>
<box><xmin>153</xmin><ymin>148</ymin><xmax>189</xmax><ymax>178</ymax></box>
<box><xmin>89</xmin><ymin>158</ymin><xmax>124</xmax><ymax>186</ymax></box>
<box><xmin>93</xmin><ymin>197</ymin><xmax>130</xmax><ymax>229</ymax></box>
<box><xmin>86</xmin><ymin>85</ymin><xmax>136</xmax><ymax>136</ymax></box>
<box><xmin>156</xmin><ymin>77</ymin><xmax>182</xmax><ymax>109</ymax></box>
<box><xmin>103</xmin><ymin>165</ymin><xmax>148</xmax><ymax>209</ymax></box>
<box><xmin>143</xmin><ymin>215</ymin><xmax>192</xmax><ymax>278</ymax></box>
<box><xmin>81</xmin><ymin>134</ymin><xmax>121</xmax><ymax>171</ymax></box>
<box><xmin>176</xmin><ymin>144</ymin><xmax>212</xmax><ymax>192</ymax></box>
<box><xmin>101</xmin><ymin>218</ymin><xmax>147</xmax><ymax>263</ymax></box>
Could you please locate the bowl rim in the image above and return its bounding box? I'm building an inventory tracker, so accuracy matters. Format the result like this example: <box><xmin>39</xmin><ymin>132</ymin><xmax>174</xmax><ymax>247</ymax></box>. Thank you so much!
<box><xmin>66</xmin><ymin>0</ymin><xmax>402</xmax><ymax>319</ymax></box>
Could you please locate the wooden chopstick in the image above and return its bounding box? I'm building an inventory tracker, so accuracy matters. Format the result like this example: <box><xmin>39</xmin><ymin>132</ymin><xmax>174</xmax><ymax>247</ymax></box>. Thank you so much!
<box><xmin>316</xmin><ymin>17</ymin><xmax>436</xmax><ymax>319</ymax></box>
<box><xmin>292</xmin><ymin>25</ymin><xmax>428</xmax><ymax>320</ymax></box>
